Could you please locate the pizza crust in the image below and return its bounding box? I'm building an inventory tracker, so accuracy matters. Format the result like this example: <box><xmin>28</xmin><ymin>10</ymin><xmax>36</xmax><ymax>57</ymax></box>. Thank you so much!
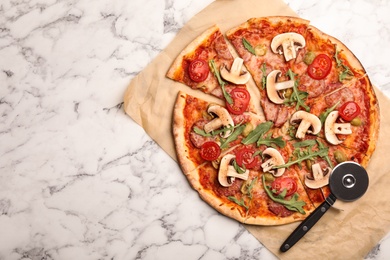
<box><xmin>173</xmin><ymin>91</ymin><xmax>205</xmax><ymax>174</ymax></box>
<box><xmin>226</xmin><ymin>16</ymin><xmax>310</xmax><ymax>37</ymax></box>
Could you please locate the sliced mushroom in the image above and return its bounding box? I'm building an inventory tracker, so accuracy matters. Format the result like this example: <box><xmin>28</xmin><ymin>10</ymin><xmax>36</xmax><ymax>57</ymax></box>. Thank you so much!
<box><xmin>261</xmin><ymin>148</ymin><xmax>285</xmax><ymax>177</ymax></box>
<box><xmin>324</xmin><ymin>111</ymin><xmax>352</xmax><ymax>145</ymax></box>
<box><xmin>270</xmin><ymin>32</ymin><xmax>306</xmax><ymax>61</ymax></box>
<box><xmin>305</xmin><ymin>163</ymin><xmax>331</xmax><ymax>189</ymax></box>
<box><xmin>266</xmin><ymin>70</ymin><xmax>295</xmax><ymax>104</ymax></box>
<box><xmin>290</xmin><ymin>111</ymin><xmax>322</xmax><ymax>139</ymax></box>
<box><xmin>204</xmin><ymin>104</ymin><xmax>234</xmax><ymax>138</ymax></box>
<box><xmin>220</xmin><ymin>57</ymin><xmax>250</xmax><ymax>85</ymax></box>
<box><xmin>218</xmin><ymin>154</ymin><xmax>249</xmax><ymax>187</ymax></box>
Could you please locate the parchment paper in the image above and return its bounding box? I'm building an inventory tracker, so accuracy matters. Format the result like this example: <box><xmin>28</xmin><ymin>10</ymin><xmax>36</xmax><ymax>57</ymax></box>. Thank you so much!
<box><xmin>123</xmin><ymin>0</ymin><xmax>390</xmax><ymax>258</ymax></box>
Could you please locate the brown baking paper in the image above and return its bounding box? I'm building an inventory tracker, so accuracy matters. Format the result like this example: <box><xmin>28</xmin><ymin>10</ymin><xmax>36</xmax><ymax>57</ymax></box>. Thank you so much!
<box><xmin>123</xmin><ymin>0</ymin><xmax>390</xmax><ymax>258</ymax></box>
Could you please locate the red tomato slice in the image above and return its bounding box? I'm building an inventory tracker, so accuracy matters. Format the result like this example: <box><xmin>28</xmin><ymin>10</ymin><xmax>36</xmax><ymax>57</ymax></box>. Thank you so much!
<box><xmin>226</xmin><ymin>88</ymin><xmax>251</xmax><ymax>115</ymax></box>
<box><xmin>307</xmin><ymin>54</ymin><xmax>332</xmax><ymax>80</ymax></box>
<box><xmin>200</xmin><ymin>141</ymin><xmax>221</xmax><ymax>161</ymax></box>
<box><xmin>338</xmin><ymin>101</ymin><xmax>361</xmax><ymax>121</ymax></box>
<box><xmin>271</xmin><ymin>177</ymin><xmax>298</xmax><ymax>197</ymax></box>
<box><xmin>235</xmin><ymin>147</ymin><xmax>259</xmax><ymax>169</ymax></box>
<box><xmin>188</xmin><ymin>59</ymin><xmax>209</xmax><ymax>83</ymax></box>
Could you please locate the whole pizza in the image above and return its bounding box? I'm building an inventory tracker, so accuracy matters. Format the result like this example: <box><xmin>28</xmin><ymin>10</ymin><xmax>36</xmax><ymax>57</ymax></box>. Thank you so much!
<box><xmin>166</xmin><ymin>16</ymin><xmax>379</xmax><ymax>225</ymax></box>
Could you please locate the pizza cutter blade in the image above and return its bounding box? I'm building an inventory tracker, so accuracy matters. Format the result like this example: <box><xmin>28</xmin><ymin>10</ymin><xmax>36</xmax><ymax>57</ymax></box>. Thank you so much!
<box><xmin>280</xmin><ymin>161</ymin><xmax>369</xmax><ymax>252</ymax></box>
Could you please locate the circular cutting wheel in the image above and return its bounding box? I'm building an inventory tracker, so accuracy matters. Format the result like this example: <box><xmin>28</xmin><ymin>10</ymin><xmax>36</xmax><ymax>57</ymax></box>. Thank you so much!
<box><xmin>329</xmin><ymin>161</ymin><xmax>369</xmax><ymax>202</ymax></box>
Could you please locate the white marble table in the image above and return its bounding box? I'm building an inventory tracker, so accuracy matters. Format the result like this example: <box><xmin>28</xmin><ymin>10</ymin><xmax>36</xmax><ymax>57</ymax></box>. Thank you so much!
<box><xmin>1</xmin><ymin>0</ymin><xmax>390</xmax><ymax>259</ymax></box>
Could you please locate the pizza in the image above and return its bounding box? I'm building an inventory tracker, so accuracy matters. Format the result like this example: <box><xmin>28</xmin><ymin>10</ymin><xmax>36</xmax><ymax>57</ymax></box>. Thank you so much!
<box><xmin>167</xmin><ymin>16</ymin><xmax>379</xmax><ymax>225</ymax></box>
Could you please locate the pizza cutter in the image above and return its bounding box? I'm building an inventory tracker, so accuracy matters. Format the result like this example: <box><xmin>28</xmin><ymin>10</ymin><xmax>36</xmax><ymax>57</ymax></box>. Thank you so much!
<box><xmin>280</xmin><ymin>161</ymin><xmax>369</xmax><ymax>252</ymax></box>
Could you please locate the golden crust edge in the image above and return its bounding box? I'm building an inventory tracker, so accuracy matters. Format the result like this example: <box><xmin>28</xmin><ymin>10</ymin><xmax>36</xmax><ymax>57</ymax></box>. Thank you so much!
<box><xmin>226</xmin><ymin>16</ymin><xmax>310</xmax><ymax>37</ymax></box>
<box><xmin>172</xmin><ymin>91</ymin><xmax>201</xmax><ymax>175</ymax></box>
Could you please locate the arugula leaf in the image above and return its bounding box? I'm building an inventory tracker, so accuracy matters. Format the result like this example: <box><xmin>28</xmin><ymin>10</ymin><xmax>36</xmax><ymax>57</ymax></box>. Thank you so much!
<box><xmin>194</xmin><ymin>123</ymin><xmax>239</xmax><ymax>138</ymax></box>
<box><xmin>242</xmin><ymin>38</ymin><xmax>256</xmax><ymax>55</ymax></box>
<box><xmin>193</xmin><ymin>127</ymin><xmax>213</xmax><ymax>137</ymax></box>
<box><xmin>242</xmin><ymin>121</ymin><xmax>273</xmax><ymax>145</ymax></box>
<box><xmin>261</xmin><ymin>63</ymin><xmax>267</xmax><ymax>89</ymax></box>
<box><xmin>262</xmin><ymin>175</ymin><xmax>306</xmax><ymax>214</ymax></box>
<box><xmin>284</xmin><ymin>69</ymin><xmax>310</xmax><ymax>112</ymax></box>
<box><xmin>274</xmin><ymin>145</ymin><xmax>329</xmax><ymax>169</ymax></box>
<box><xmin>339</xmin><ymin>65</ymin><xmax>354</xmax><ymax>81</ymax></box>
<box><xmin>257</xmin><ymin>134</ymin><xmax>286</xmax><ymax>148</ymax></box>
<box><xmin>334</xmin><ymin>46</ymin><xmax>354</xmax><ymax>82</ymax></box>
<box><xmin>232</xmin><ymin>159</ymin><xmax>247</xmax><ymax>174</ymax></box>
<box><xmin>220</xmin><ymin>124</ymin><xmax>246</xmax><ymax>149</ymax></box>
<box><xmin>319</xmin><ymin>101</ymin><xmax>340</xmax><ymax>125</ymax></box>
<box><xmin>316</xmin><ymin>139</ymin><xmax>334</xmax><ymax>168</ymax></box>
<box><xmin>293</xmin><ymin>139</ymin><xmax>317</xmax><ymax>148</ymax></box>
<box><xmin>209</xmin><ymin>60</ymin><xmax>233</xmax><ymax>104</ymax></box>
<box><xmin>287</xmin><ymin>125</ymin><xmax>297</xmax><ymax>140</ymax></box>
<box><xmin>246</xmin><ymin>177</ymin><xmax>257</xmax><ymax>199</ymax></box>
<box><xmin>228</xmin><ymin>196</ymin><xmax>249</xmax><ymax>210</ymax></box>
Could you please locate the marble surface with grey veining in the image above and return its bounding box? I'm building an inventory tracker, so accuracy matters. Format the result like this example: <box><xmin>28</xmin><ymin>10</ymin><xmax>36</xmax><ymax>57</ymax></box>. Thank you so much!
<box><xmin>1</xmin><ymin>0</ymin><xmax>390</xmax><ymax>259</ymax></box>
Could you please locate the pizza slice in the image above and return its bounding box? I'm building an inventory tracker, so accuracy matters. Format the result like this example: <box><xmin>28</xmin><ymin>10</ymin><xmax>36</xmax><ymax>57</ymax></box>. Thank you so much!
<box><xmin>167</xmin><ymin>25</ymin><xmax>259</xmax><ymax>115</ymax></box>
<box><xmin>226</xmin><ymin>17</ymin><xmax>311</xmax><ymax>127</ymax></box>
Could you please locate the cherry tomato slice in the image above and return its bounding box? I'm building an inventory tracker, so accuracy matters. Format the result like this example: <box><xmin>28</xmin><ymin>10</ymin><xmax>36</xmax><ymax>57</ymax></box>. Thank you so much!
<box><xmin>307</xmin><ymin>54</ymin><xmax>332</xmax><ymax>80</ymax></box>
<box><xmin>226</xmin><ymin>88</ymin><xmax>251</xmax><ymax>115</ymax></box>
<box><xmin>235</xmin><ymin>147</ymin><xmax>259</xmax><ymax>169</ymax></box>
<box><xmin>188</xmin><ymin>59</ymin><xmax>209</xmax><ymax>83</ymax></box>
<box><xmin>200</xmin><ymin>141</ymin><xmax>221</xmax><ymax>161</ymax></box>
<box><xmin>271</xmin><ymin>177</ymin><xmax>298</xmax><ymax>197</ymax></box>
<box><xmin>338</xmin><ymin>101</ymin><xmax>361</xmax><ymax>121</ymax></box>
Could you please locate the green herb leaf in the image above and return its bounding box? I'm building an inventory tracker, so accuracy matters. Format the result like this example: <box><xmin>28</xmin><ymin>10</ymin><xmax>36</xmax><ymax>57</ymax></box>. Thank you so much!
<box><xmin>242</xmin><ymin>121</ymin><xmax>273</xmax><ymax>145</ymax></box>
<box><xmin>334</xmin><ymin>45</ymin><xmax>354</xmax><ymax>82</ymax></box>
<box><xmin>228</xmin><ymin>196</ymin><xmax>249</xmax><ymax>210</ymax></box>
<box><xmin>274</xmin><ymin>145</ymin><xmax>329</xmax><ymax>169</ymax></box>
<box><xmin>220</xmin><ymin>124</ymin><xmax>246</xmax><ymax>149</ymax></box>
<box><xmin>233</xmin><ymin>159</ymin><xmax>246</xmax><ymax>174</ymax></box>
<box><xmin>257</xmin><ymin>135</ymin><xmax>286</xmax><ymax>148</ymax></box>
<box><xmin>319</xmin><ymin>101</ymin><xmax>340</xmax><ymax>125</ymax></box>
<box><xmin>284</xmin><ymin>69</ymin><xmax>310</xmax><ymax>112</ymax></box>
<box><xmin>293</xmin><ymin>139</ymin><xmax>317</xmax><ymax>148</ymax></box>
<box><xmin>316</xmin><ymin>140</ymin><xmax>334</xmax><ymax>168</ymax></box>
<box><xmin>241</xmin><ymin>177</ymin><xmax>258</xmax><ymax>199</ymax></box>
<box><xmin>246</xmin><ymin>177</ymin><xmax>257</xmax><ymax>199</ymax></box>
<box><xmin>339</xmin><ymin>65</ymin><xmax>354</xmax><ymax>81</ymax></box>
<box><xmin>193</xmin><ymin>127</ymin><xmax>212</xmax><ymax>137</ymax></box>
<box><xmin>261</xmin><ymin>63</ymin><xmax>267</xmax><ymax>89</ymax></box>
<box><xmin>209</xmin><ymin>60</ymin><xmax>233</xmax><ymax>104</ymax></box>
<box><xmin>242</xmin><ymin>38</ymin><xmax>256</xmax><ymax>55</ymax></box>
<box><xmin>262</xmin><ymin>175</ymin><xmax>306</xmax><ymax>214</ymax></box>
<box><xmin>195</xmin><ymin>123</ymin><xmax>239</xmax><ymax>138</ymax></box>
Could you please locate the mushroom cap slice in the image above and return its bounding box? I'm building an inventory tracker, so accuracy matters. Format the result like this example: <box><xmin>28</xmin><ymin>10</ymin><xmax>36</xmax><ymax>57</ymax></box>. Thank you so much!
<box><xmin>270</xmin><ymin>32</ymin><xmax>306</xmax><ymax>61</ymax></box>
<box><xmin>290</xmin><ymin>110</ymin><xmax>322</xmax><ymax>139</ymax></box>
<box><xmin>261</xmin><ymin>147</ymin><xmax>285</xmax><ymax>177</ymax></box>
<box><xmin>227</xmin><ymin>166</ymin><xmax>249</xmax><ymax>180</ymax></box>
<box><xmin>266</xmin><ymin>70</ymin><xmax>295</xmax><ymax>104</ymax></box>
<box><xmin>220</xmin><ymin>57</ymin><xmax>250</xmax><ymax>85</ymax></box>
<box><xmin>305</xmin><ymin>163</ymin><xmax>331</xmax><ymax>189</ymax></box>
<box><xmin>218</xmin><ymin>154</ymin><xmax>236</xmax><ymax>187</ymax></box>
<box><xmin>204</xmin><ymin>104</ymin><xmax>234</xmax><ymax>138</ymax></box>
<box><xmin>324</xmin><ymin>111</ymin><xmax>352</xmax><ymax>145</ymax></box>
<box><xmin>305</xmin><ymin>176</ymin><xmax>329</xmax><ymax>189</ymax></box>
<box><xmin>266</xmin><ymin>70</ymin><xmax>284</xmax><ymax>104</ymax></box>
